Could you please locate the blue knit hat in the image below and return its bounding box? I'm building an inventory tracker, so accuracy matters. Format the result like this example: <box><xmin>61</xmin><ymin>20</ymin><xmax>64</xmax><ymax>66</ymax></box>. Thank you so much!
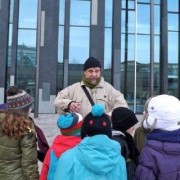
<box><xmin>57</xmin><ymin>112</ymin><xmax>83</xmax><ymax>136</ymax></box>
<box><xmin>81</xmin><ymin>104</ymin><xmax>112</xmax><ymax>139</ymax></box>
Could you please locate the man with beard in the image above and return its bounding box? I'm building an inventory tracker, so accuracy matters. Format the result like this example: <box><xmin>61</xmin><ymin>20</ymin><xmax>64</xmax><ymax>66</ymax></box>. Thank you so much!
<box><xmin>54</xmin><ymin>56</ymin><xmax>128</xmax><ymax>117</ymax></box>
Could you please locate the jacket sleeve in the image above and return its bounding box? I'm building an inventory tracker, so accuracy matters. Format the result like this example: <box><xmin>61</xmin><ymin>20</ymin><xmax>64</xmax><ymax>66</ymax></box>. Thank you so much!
<box><xmin>107</xmin><ymin>84</ymin><xmax>128</xmax><ymax>115</ymax></box>
<box><xmin>20</xmin><ymin>129</ymin><xmax>39</xmax><ymax>180</ymax></box>
<box><xmin>54</xmin><ymin>86</ymin><xmax>75</xmax><ymax>114</ymax></box>
<box><xmin>135</xmin><ymin>148</ymin><xmax>157</xmax><ymax>180</ymax></box>
<box><xmin>40</xmin><ymin>148</ymin><xmax>51</xmax><ymax>180</ymax></box>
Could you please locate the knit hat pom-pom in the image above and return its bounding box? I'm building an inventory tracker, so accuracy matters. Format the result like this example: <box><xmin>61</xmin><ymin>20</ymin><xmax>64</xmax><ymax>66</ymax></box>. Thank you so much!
<box><xmin>7</xmin><ymin>86</ymin><xmax>19</xmax><ymax>96</ymax></box>
<box><xmin>57</xmin><ymin>114</ymin><xmax>74</xmax><ymax>129</ymax></box>
<box><xmin>92</xmin><ymin>104</ymin><xmax>105</xmax><ymax>116</ymax></box>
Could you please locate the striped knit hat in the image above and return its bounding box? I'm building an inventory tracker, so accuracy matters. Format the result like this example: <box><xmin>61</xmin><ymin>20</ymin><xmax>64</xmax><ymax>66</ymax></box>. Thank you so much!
<box><xmin>57</xmin><ymin>113</ymin><xmax>83</xmax><ymax>136</ymax></box>
<box><xmin>7</xmin><ymin>86</ymin><xmax>32</xmax><ymax>110</ymax></box>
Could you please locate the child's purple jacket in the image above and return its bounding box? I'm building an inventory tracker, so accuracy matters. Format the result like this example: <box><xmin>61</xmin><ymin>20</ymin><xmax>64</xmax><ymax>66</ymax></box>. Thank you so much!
<box><xmin>135</xmin><ymin>129</ymin><xmax>180</xmax><ymax>180</ymax></box>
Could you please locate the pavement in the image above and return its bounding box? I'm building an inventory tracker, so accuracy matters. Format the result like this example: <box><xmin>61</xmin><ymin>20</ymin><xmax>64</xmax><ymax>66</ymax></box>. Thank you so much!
<box><xmin>31</xmin><ymin>113</ymin><xmax>143</xmax><ymax>173</ymax></box>
<box><xmin>31</xmin><ymin>113</ymin><xmax>60</xmax><ymax>173</ymax></box>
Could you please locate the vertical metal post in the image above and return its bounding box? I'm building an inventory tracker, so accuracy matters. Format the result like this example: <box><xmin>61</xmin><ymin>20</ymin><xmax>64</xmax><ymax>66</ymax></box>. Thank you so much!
<box><xmin>34</xmin><ymin>0</ymin><xmax>41</xmax><ymax>118</ymax></box>
<box><xmin>150</xmin><ymin>0</ymin><xmax>154</xmax><ymax>96</ymax></box>
<box><xmin>133</xmin><ymin>0</ymin><xmax>137</xmax><ymax>112</ymax></box>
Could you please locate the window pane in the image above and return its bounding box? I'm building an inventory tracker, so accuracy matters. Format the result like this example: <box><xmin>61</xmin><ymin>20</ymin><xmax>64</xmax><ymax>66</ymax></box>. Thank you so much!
<box><xmin>168</xmin><ymin>14</ymin><xmax>178</xmax><ymax>31</ymax></box>
<box><xmin>154</xmin><ymin>5</ymin><xmax>160</xmax><ymax>34</ymax></box>
<box><xmin>128</xmin><ymin>11</ymin><xmax>135</xmax><ymax>33</ymax></box>
<box><xmin>104</xmin><ymin>28</ymin><xmax>112</xmax><ymax>69</ymax></box>
<box><xmin>138</xmin><ymin>0</ymin><xmax>150</xmax><ymax>3</ymax></box>
<box><xmin>121</xmin><ymin>11</ymin><xmax>125</xmax><ymax>33</ymax></box>
<box><xmin>68</xmin><ymin>27</ymin><xmax>89</xmax><ymax>85</ymax></box>
<box><xmin>9</xmin><ymin>0</ymin><xmax>14</xmax><ymax>23</ymax></box>
<box><xmin>168</xmin><ymin>32</ymin><xmax>178</xmax><ymax>64</ymax></box>
<box><xmin>17</xmin><ymin>30</ymin><xmax>36</xmax><ymax>102</ymax></box>
<box><xmin>168</xmin><ymin>32</ymin><xmax>178</xmax><ymax>96</ymax></box>
<box><xmin>58</xmin><ymin>26</ymin><xmax>64</xmax><ymax>63</ymax></box>
<box><xmin>128</xmin><ymin>35</ymin><xmax>135</xmax><ymax>60</ymax></box>
<box><xmin>137</xmin><ymin>4</ymin><xmax>150</xmax><ymax>34</ymax></box>
<box><xmin>104</xmin><ymin>28</ymin><xmax>112</xmax><ymax>84</ymax></box>
<box><xmin>121</xmin><ymin>10</ymin><xmax>135</xmax><ymax>33</ymax></box>
<box><xmin>18</xmin><ymin>30</ymin><xmax>37</xmax><ymax>47</ymax></box>
<box><xmin>137</xmin><ymin>35</ymin><xmax>150</xmax><ymax>63</ymax></box>
<box><xmin>70</xmin><ymin>0</ymin><xmax>90</xmax><ymax>26</ymax></box>
<box><xmin>154</xmin><ymin>35</ymin><xmax>160</xmax><ymax>63</ymax></box>
<box><xmin>168</xmin><ymin>0</ymin><xmax>179</xmax><ymax>12</ymax></box>
<box><xmin>105</xmin><ymin>0</ymin><xmax>112</xmax><ymax>27</ymax></box>
<box><xmin>154</xmin><ymin>0</ymin><xmax>160</xmax><ymax>4</ymax></box>
<box><xmin>19</xmin><ymin>0</ymin><xmax>38</xmax><ymax>28</ymax></box>
<box><xmin>69</xmin><ymin>27</ymin><xmax>89</xmax><ymax>64</ymax></box>
<box><xmin>59</xmin><ymin>0</ymin><xmax>65</xmax><ymax>25</ymax></box>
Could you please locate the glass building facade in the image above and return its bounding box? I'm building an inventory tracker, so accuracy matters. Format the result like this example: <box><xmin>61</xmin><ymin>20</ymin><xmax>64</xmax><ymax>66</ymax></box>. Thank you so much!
<box><xmin>0</xmin><ymin>0</ymin><xmax>179</xmax><ymax>116</ymax></box>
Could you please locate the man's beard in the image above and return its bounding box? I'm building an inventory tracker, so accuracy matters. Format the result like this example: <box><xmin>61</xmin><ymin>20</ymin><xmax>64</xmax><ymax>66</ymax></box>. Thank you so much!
<box><xmin>89</xmin><ymin>79</ymin><xmax>97</xmax><ymax>85</ymax></box>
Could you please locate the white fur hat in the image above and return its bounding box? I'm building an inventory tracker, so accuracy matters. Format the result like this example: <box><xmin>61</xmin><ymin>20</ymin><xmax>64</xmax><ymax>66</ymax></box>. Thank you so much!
<box><xmin>143</xmin><ymin>94</ymin><xmax>180</xmax><ymax>131</ymax></box>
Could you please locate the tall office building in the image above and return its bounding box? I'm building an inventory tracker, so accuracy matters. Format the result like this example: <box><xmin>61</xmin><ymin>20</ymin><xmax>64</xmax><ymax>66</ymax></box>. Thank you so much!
<box><xmin>0</xmin><ymin>0</ymin><xmax>179</xmax><ymax>115</ymax></box>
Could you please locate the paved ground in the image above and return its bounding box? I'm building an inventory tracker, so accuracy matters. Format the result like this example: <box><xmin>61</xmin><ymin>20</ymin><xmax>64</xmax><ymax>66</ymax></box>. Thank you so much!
<box><xmin>31</xmin><ymin>113</ymin><xmax>60</xmax><ymax>173</ymax></box>
<box><xmin>31</xmin><ymin>113</ymin><xmax>143</xmax><ymax>173</ymax></box>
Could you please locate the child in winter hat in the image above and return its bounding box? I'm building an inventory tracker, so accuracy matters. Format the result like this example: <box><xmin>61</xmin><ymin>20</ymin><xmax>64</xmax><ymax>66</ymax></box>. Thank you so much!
<box><xmin>54</xmin><ymin>104</ymin><xmax>127</xmax><ymax>180</ymax></box>
<box><xmin>112</xmin><ymin>107</ymin><xmax>138</xmax><ymax>135</ymax></box>
<box><xmin>111</xmin><ymin>107</ymin><xmax>139</xmax><ymax>180</ymax></box>
<box><xmin>40</xmin><ymin>112</ymin><xmax>83</xmax><ymax>180</ymax></box>
<box><xmin>81</xmin><ymin>104</ymin><xmax>112</xmax><ymax>139</ymax></box>
<box><xmin>135</xmin><ymin>94</ymin><xmax>180</xmax><ymax>180</ymax></box>
<box><xmin>143</xmin><ymin>94</ymin><xmax>180</xmax><ymax>131</ymax></box>
<box><xmin>57</xmin><ymin>112</ymin><xmax>83</xmax><ymax>136</ymax></box>
<box><xmin>6</xmin><ymin>86</ymin><xmax>32</xmax><ymax>113</ymax></box>
<box><xmin>6</xmin><ymin>86</ymin><xmax>49</xmax><ymax>162</ymax></box>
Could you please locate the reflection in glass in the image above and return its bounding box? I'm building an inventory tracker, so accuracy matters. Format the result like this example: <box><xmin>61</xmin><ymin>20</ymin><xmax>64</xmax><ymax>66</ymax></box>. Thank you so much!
<box><xmin>128</xmin><ymin>11</ymin><xmax>135</xmax><ymax>33</ymax></box>
<box><xmin>58</xmin><ymin>26</ymin><xmax>64</xmax><ymax>63</ymax></box>
<box><xmin>167</xmin><ymin>0</ymin><xmax>179</xmax><ymax>12</ymax></box>
<box><xmin>59</xmin><ymin>0</ymin><xmax>65</xmax><ymax>25</ymax></box>
<box><xmin>57</xmin><ymin>26</ymin><xmax>64</xmax><ymax>92</ymax></box>
<box><xmin>19</xmin><ymin>0</ymin><xmax>38</xmax><ymax>28</ymax></box>
<box><xmin>17</xmin><ymin>30</ymin><xmax>36</xmax><ymax>106</ymax></box>
<box><xmin>104</xmin><ymin>28</ymin><xmax>112</xmax><ymax>84</ymax></box>
<box><xmin>69</xmin><ymin>27</ymin><xmax>89</xmax><ymax>64</ymax></box>
<box><xmin>121</xmin><ymin>34</ymin><xmax>125</xmax><ymax>62</ymax></box>
<box><xmin>121</xmin><ymin>8</ymin><xmax>135</xmax><ymax>34</ymax></box>
<box><xmin>137</xmin><ymin>4</ymin><xmax>150</xmax><ymax>34</ymax></box>
<box><xmin>70</xmin><ymin>0</ymin><xmax>90</xmax><ymax>26</ymax></box>
<box><xmin>154</xmin><ymin>35</ymin><xmax>160</xmax><ymax>62</ymax></box>
<box><xmin>137</xmin><ymin>0</ymin><xmax>150</xmax><ymax>3</ymax></box>
<box><xmin>121</xmin><ymin>11</ymin><xmax>126</xmax><ymax>33</ymax></box>
<box><xmin>168</xmin><ymin>32</ymin><xmax>178</xmax><ymax>97</ymax></box>
<box><xmin>154</xmin><ymin>0</ymin><xmax>160</xmax><ymax>4</ymax></box>
<box><xmin>9</xmin><ymin>0</ymin><xmax>14</xmax><ymax>23</ymax></box>
<box><xmin>105</xmin><ymin>0</ymin><xmax>112</xmax><ymax>27</ymax></box>
<box><xmin>168</xmin><ymin>32</ymin><xmax>178</xmax><ymax>64</ymax></box>
<box><xmin>128</xmin><ymin>0</ymin><xmax>135</xmax><ymax>9</ymax></box>
<box><xmin>68</xmin><ymin>27</ymin><xmax>89</xmax><ymax>85</ymax></box>
<box><xmin>128</xmin><ymin>35</ymin><xmax>135</xmax><ymax>60</ymax></box>
<box><xmin>8</xmin><ymin>24</ymin><xmax>13</xmax><ymax>66</ymax></box>
<box><xmin>168</xmin><ymin>14</ymin><xmax>178</xmax><ymax>31</ymax></box>
<box><xmin>154</xmin><ymin>5</ymin><xmax>160</xmax><ymax>35</ymax></box>
<box><xmin>137</xmin><ymin>35</ymin><xmax>150</xmax><ymax>63</ymax></box>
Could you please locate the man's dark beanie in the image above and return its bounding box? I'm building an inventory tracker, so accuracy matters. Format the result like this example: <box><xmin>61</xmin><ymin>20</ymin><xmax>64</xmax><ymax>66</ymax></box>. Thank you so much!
<box><xmin>84</xmin><ymin>56</ymin><xmax>101</xmax><ymax>71</ymax></box>
<box><xmin>112</xmin><ymin>107</ymin><xmax>138</xmax><ymax>132</ymax></box>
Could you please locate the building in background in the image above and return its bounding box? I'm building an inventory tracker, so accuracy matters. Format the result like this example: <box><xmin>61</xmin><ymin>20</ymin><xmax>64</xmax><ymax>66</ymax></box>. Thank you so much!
<box><xmin>0</xmin><ymin>0</ymin><xmax>179</xmax><ymax>116</ymax></box>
